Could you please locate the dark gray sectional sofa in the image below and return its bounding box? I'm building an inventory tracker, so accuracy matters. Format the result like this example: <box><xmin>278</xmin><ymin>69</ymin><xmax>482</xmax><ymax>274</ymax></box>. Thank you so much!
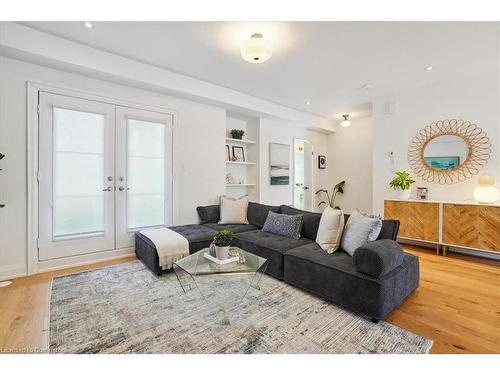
<box><xmin>135</xmin><ymin>202</ymin><xmax>419</xmax><ymax>322</ymax></box>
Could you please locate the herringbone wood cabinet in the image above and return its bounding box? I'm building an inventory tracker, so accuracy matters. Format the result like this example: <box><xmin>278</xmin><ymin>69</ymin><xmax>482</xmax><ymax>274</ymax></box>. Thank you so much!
<box><xmin>384</xmin><ymin>200</ymin><xmax>439</xmax><ymax>242</ymax></box>
<box><xmin>384</xmin><ymin>200</ymin><xmax>500</xmax><ymax>254</ymax></box>
<box><xmin>443</xmin><ymin>204</ymin><xmax>500</xmax><ymax>252</ymax></box>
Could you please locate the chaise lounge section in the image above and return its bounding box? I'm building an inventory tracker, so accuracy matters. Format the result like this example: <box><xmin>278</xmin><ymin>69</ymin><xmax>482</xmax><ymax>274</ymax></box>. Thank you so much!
<box><xmin>135</xmin><ymin>202</ymin><xmax>419</xmax><ymax>321</ymax></box>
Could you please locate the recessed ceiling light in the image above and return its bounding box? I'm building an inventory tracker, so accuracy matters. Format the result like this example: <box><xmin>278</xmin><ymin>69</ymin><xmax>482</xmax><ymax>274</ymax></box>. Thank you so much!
<box><xmin>306</xmin><ymin>101</ymin><xmax>311</xmax><ymax>105</ymax></box>
<box><xmin>84</xmin><ymin>22</ymin><xmax>93</xmax><ymax>29</ymax></box>
<box><xmin>240</xmin><ymin>33</ymin><xmax>273</xmax><ymax>64</ymax></box>
<box><xmin>425</xmin><ymin>66</ymin><xmax>433</xmax><ymax>71</ymax></box>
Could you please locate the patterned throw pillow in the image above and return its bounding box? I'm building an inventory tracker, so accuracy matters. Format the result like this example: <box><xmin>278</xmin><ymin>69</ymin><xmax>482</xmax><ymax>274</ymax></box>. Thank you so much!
<box><xmin>262</xmin><ymin>211</ymin><xmax>303</xmax><ymax>239</ymax></box>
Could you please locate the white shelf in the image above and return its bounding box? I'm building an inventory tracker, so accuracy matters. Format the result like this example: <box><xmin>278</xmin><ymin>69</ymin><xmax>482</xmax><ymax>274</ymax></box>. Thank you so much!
<box><xmin>226</xmin><ymin>137</ymin><xmax>256</xmax><ymax>145</ymax></box>
<box><xmin>225</xmin><ymin>184</ymin><xmax>256</xmax><ymax>187</ymax></box>
<box><xmin>226</xmin><ymin>161</ymin><xmax>256</xmax><ymax>166</ymax></box>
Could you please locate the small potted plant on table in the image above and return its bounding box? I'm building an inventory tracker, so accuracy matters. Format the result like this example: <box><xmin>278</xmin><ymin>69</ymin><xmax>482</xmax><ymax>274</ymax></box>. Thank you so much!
<box><xmin>213</xmin><ymin>229</ymin><xmax>233</xmax><ymax>260</ymax></box>
<box><xmin>389</xmin><ymin>171</ymin><xmax>416</xmax><ymax>200</ymax></box>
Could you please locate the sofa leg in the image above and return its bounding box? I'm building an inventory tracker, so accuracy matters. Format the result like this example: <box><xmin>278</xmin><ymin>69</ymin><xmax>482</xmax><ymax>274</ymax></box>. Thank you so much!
<box><xmin>371</xmin><ymin>318</ymin><xmax>380</xmax><ymax>324</ymax></box>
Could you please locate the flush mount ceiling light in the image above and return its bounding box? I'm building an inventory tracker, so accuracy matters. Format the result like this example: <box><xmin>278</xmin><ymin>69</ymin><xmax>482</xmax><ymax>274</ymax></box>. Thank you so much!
<box><xmin>240</xmin><ymin>33</ymin><xmax>273</xmax><ymax>64</ymax></box>
<box><xmin>84</xmin><ymin>21</ymin><xmax>93</xmax><ymax>28</ymax></box>
<box><xmin>340</xmin><ymin>114</ymin><xmax>351</xmax><ymax>128</ymax></box>
<box><xmin>425</xmin><ymin>66</ymin><xmax>433</xmax><ymax>71</ymax></box>
<box><xmin>306</xmin><ymin>101</ymin><xmax>311</xmax><ymax>105</ymax></box>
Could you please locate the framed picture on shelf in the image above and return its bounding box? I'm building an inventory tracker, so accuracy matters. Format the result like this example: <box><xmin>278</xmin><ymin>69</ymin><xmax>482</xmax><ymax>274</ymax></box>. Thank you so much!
<box><xmin>318</xmin><ymin>155</ymin><xmax>326</xmax><ymax>169</ymax></box>
<box><xmin>225</xmin><ymin>145</ymin><xmax>231</xmax><ymax>161</ymax></box>
<box><xmin>232</xmin><ymin>146</ymin><xmax>245</xmax><ymax>162</ymax></box>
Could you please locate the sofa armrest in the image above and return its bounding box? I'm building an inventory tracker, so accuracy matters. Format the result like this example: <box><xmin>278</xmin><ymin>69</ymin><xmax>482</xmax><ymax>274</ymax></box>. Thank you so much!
<box><xmin>352</xmin><ymin>239</ymin><xmax>404</xmax><ymax>278</ymax></box>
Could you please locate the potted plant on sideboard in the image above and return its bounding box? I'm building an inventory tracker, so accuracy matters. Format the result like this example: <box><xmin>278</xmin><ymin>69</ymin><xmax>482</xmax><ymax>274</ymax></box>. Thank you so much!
<box><xmin>213</xmin><ymin>229</ymin><xmax>233</xmax><ymax>260</ymax></box>
<box><xmin>389</xmin><ymin>171</ymin><xmax>416</xmax><ymax>200</ymax></box>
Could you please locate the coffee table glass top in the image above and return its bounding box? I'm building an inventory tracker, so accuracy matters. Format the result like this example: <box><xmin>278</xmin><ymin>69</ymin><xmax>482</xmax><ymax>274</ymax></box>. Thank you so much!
<box><xmin>173</xmin><ymin>247</ymin><xmax>267</xmax><ymax>276</ymax></box>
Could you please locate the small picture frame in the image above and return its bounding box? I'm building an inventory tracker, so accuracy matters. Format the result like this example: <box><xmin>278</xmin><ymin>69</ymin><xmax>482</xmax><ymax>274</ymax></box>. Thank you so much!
<box><xmin>318</xmin><ymin>155</ymin><xmax>326</xmax><ymax>169</ymax></box>
<box><xmin>232</xmin><ymin>146</ymin><xmax>245</xmax><ymax>162</ymax></box>
<box><xmin>225</xmin><ymin>145</ymin><xmax>231</xmax><ymax>161</ymax></box>
<box><xmin>416</xmin><ymin>187</ymin><xmax>428</xmax><ymax>200</ymax></box>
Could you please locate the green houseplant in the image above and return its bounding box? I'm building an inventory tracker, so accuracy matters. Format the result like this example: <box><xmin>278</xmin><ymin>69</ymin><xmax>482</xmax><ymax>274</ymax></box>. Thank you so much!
<box><xmin>230</xmin><ymin>129</ymin><xmax>245</xmax><ymax>140</ymax></box>
<box><xmin>389</xmin><ymin>171</ymin><xmax>416</xmax><ymax>200</ymax></box>
<box><xmin>316</xmin><ymin>180</ymin><xmax>345</xmax><ymax>209</ymax></box>
<box><xmin>213</xmin><ymin>229</ymin><xmax>233</xmax><ymax>260</ymax></box>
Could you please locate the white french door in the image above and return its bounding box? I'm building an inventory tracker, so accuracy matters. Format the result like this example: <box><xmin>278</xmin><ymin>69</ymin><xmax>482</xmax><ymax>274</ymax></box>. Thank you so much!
<box><xmin>115</xmin><ymin>107</ymin><xmax>173</xmax><ymax>249</ymax></box>
<box><xmin>38</xmin><ymin>92</ymin><xmax>173</xmax><ymax>261</ymax></box>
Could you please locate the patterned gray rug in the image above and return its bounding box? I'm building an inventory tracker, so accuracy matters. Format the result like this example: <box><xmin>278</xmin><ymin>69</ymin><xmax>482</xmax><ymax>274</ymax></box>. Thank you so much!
<box><xmin>49</xmin><ymin>261</ymin><xmax>432</xmax><ymax>354</ymax></box>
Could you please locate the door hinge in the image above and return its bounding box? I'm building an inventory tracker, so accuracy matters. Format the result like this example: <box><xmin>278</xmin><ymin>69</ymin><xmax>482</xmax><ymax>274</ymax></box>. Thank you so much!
<box><xmin>36</xmin><ymin>170</ymin><xmax>40</xmax><ymax>183</ymax></box>
<box><xmin>37</xmin><ymin>104</ymin><xmax>40</xmax><ymax>114</ymax></box>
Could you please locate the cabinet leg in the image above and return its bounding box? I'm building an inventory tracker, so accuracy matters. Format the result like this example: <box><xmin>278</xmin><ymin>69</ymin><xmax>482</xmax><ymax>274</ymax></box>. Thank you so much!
<box><xmin>436</xmin><ymin>244</ymin><xmax>441</xmax><ymax>256</ymax></box>
<box><xmin>442</xmin><ymin>245</ymin><xmax>448</xmax><ymax>256</ymax></box>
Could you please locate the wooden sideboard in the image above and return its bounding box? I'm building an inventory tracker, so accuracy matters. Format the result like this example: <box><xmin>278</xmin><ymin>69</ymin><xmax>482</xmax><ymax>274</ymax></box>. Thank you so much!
<box><xmin>384</xmin><ymin>199</ymin><xmax>500</xmax><ymax>255</ymax></box>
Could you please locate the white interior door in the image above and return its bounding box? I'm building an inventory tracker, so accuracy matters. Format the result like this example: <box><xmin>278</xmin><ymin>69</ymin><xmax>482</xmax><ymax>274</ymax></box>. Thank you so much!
<box><xmin>293</xmin><ymin>139</ymin><xmax>314</xmax><ymax>211</ymax></box>
<box><xmin>115</xmin><ymin>107</ymin><xmax>173</xmax><ymax>249</ymax></box>
<box><xmin>38</xmin><ymin>92</ymin><xmax>116</xmax><ymax>260</ymax></box>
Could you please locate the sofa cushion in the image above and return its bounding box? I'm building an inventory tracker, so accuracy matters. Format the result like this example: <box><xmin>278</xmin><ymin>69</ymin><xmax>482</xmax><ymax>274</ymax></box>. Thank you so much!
<box><xmin>316</xmin><ymin>207</ymin><xmax>344</xmax><ymax>253</ymax></box>
<box><xmin>341</xmin><ymin>209</ymin><xmax>382</xmax><ymax>256</ymax></box>
<box><xmin>196</xmin><ymin>205</ymin><xmax>220</xmax><ymax>224</ymax></box>
<box><xmin>284</xmin><ymin>242</ymin><xmax>419</xmax><ymax>319</ymax></box>
<box><xmin>262</xmin><ymin>211</ymin><xmax>303</xmax><ymax>240</ymax></box>
<box><xmin>378</xmin><ymin>220</ymin><xmax>400</xmax><ymax>241</ymax></box>
<box><xmin>202</xmin><ymin>223</ymin><xmax>258</xmax><ymax>234</ymax></box>
<box><xmin>169</xmin><ymin>224</ymin><xmax>217</xmax><ymax>253</ymax></box>
<box><xmin>353</xmin><ymin>239</ymin><xmax>404</xmax><ymax>278</ymax></box>
<box><xmin>280</xmin><ymin>205</ymin><xmax>322</xmax><ymax>240</ymax></box>
<box><xmin>247</xmin><ymin>202</ymin><xmax>281</xmax><ymax>228</ymax></box>
<box><xmin>219</xmin><ymin>195</ymin><xmax>249</xmax><ymax>224</ymax></box>
<box><xmin>233</xmin><ymin>230</ymin><xmax>313</xmax><ymax>280</ymax></box>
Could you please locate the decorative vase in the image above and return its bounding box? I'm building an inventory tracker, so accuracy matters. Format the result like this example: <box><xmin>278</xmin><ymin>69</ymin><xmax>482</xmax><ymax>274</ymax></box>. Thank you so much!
<box><xmin>215</xmin><ymin>246</ymin><xmax>230</xmax><ymax>260</ymax></box>
<box><xmin>395</xmin><ymin>188</ymin><xmax>411</xmax><ymax>200</ymax></box>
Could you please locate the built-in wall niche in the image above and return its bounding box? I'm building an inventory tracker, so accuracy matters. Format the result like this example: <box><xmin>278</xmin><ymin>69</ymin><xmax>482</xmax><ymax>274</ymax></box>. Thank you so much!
<box><xmin>225</xmin><ymin>116</ymin><xmax>260</xmax><ymax>201</ymax></box>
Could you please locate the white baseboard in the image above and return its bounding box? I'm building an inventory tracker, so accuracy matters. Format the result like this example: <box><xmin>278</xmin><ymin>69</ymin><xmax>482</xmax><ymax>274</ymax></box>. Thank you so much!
<box><xmin>36</xmin><ymin>247</ymin><xmax>136</xmax><ymax>274</ymax></box>
<box><xmin>0</xmin><ymin>263</ymin><xmax>28</xmax><ymax>281</ymax></box>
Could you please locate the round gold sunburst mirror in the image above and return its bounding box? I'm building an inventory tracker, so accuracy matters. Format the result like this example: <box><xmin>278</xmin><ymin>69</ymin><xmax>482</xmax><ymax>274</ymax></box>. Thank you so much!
<box><xmin>408</xmin><ymin>119</ymin><xmax>491</xmax><ymax>184</ymax></box>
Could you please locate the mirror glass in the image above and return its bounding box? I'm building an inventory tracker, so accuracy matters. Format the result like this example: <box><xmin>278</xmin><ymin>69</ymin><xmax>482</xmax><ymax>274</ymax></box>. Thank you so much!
<box><xmin>423</xmin><ymin>135</ymin><xmax>469</xmax><ymax>170</ymax></box>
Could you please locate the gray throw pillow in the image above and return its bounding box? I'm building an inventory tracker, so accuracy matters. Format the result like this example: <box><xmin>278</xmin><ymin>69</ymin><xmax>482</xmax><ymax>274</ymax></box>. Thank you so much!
<box><xmin>262</xmin><ymin>211</ymin><xmax>303</xmax><ymax>240</ymax></box>
<box><xmin>341</xmin><ymin>209</ymin><xmax>382</xmax><ymax>256</ymax></box>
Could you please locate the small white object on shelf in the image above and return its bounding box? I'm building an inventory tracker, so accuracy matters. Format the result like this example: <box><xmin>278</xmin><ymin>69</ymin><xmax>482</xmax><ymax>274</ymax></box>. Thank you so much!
<box><xmin>204</xmin><ymin>253</ymin><xmax>240</xmax><ymax>265</ymax></box>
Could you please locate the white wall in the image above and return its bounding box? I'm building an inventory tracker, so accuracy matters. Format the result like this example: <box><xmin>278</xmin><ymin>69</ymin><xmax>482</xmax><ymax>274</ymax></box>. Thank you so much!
<box><xmin>372</xmin><ymin>65</ymin><xmax>499</xmax><ymax>215</ymax></box>
<box><xmin>0</xmin><ymin>56</ymin><xmax>226</xmax><ymax>279</ymax></box>
<box><xmin>258</xmin><ymin>117</ymin><xmax>330</xmax><ymax>211</ymax></box>
<box><xmin>327</xmin><ymin>117</ymin><xmax>373</xmax><ymax>214</ymax></box>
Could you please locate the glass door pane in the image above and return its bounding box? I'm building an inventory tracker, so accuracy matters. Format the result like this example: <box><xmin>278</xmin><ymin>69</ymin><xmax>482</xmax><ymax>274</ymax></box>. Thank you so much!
<box><xmin>127</xmin><ymin>119</ymin><xmax>166</xmax><ymax>229</ymax></box>
<box><xmin>52</xmin><ymin>108</ymin><xmax>105</xmax><ymax>237</ymax></box>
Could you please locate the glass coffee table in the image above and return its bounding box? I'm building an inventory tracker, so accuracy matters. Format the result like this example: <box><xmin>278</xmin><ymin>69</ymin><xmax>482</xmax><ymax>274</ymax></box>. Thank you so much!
<box><xmin>173</xmin><ymin>247</ymin><xmax>268</xmax><ymax>316</ymax></box>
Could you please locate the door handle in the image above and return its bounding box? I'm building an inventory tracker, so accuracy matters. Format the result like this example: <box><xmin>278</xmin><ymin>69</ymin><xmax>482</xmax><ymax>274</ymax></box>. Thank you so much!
<box><xmin>118</xmin><ymin>186</ymin><xmax>130</xmax><ymax>191</ymax></box>
<box><xmin>102</xmin><ymin>187</ymin><xmax>112</xmax><ymax>192</ymax></box>
<box><xmin>302</xmin><ymin>186</ymin><xmax>309</xmax><ymax>190</ymax></box>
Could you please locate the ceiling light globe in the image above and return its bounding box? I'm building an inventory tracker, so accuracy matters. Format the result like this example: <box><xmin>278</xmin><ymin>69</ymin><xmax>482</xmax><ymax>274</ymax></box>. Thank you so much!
<box><xmin>240</xmin><ymin>33</ymin><xmax>273</xmax><ymax>64</ymax></box>
<box><xmin>340</xmin><ymin>114</ymin><xmax>351</xmax><ymax>128</ymax></box>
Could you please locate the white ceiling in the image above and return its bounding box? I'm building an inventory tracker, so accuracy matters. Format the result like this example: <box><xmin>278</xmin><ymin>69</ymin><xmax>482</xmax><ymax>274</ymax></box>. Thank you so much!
<box><xmin>21</xmin><ymin>22</ymin><xmax>499</xmax><ymax>120</ymax></box>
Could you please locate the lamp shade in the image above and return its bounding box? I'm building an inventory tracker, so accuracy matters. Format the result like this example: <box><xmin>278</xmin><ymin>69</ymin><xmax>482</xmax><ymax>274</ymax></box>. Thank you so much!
<box><xmin>240</xmin><ymin>33</ymin><xmax>272</xmax><ymax>64</ymax></box>
<box><xmin>473</xmin><ymin>175</ymin><xmax>499</xmax><ymax>204</ymax></box>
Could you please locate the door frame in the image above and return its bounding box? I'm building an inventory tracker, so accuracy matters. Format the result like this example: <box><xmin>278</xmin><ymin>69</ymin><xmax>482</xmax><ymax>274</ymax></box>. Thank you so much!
<box><xmin>27</xmin><ymin>81</ymin><xmax>177</xmax><ymax>275</ymax></box>
<box><xmin>292</xmin><ymin>138</ymin><xmax>314</xmax><ymax>211</ymax></box>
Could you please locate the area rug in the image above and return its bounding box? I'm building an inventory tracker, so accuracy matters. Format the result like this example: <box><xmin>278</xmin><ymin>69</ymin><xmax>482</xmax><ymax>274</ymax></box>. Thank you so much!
<box><xmin>49</xmin><ymin>261</ymin><xmax>432</xmax><ymax>354</ymax></box>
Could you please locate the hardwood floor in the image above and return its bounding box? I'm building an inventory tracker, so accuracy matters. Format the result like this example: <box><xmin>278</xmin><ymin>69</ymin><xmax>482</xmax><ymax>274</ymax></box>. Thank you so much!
<box><xmin>0</xmin><ymin>248</ymin><xmax>498</xmax><ymax>354</ymax></box>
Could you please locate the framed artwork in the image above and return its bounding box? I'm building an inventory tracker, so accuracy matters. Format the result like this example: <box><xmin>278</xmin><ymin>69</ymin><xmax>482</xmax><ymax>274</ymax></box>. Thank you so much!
<box><xmin>232</xmin><ymin>146</ymin><xmax>245</xmax><ymax>162</ymax></box>
<box><xmin>318</xmin><ymin>155</ymin><xmax>326</xmax><ymax>169</ymax></box>
<box><xmin>225</xmin><ymin>145</ymin><xmax>231</xmax><ymax>161</ymax></box>
<box><xmin>269</xmin><ymin>142</ymin><xmax>290</xmax><ymax>185</ymax></box>
<box><xmin>424</xmin><ymin>156</ymin><xmax>460</xmax><ymax>171</ymax></box>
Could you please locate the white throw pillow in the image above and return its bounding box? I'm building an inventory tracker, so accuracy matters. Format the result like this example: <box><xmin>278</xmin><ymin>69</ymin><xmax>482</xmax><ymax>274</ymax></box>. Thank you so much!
<box><xmin>218</xmin><ymin>195</ymin><xmax>249</xmax><ymax>224</ymax></box>
<box><xmin>315</xmin><ymin>206</ymin><xmax>344</xmax><ymax>253</ymax></box>
<box><xmin>340</xmin><ymin>209</ymin><xmax>382</xmax><ymax>256</ymax></box>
